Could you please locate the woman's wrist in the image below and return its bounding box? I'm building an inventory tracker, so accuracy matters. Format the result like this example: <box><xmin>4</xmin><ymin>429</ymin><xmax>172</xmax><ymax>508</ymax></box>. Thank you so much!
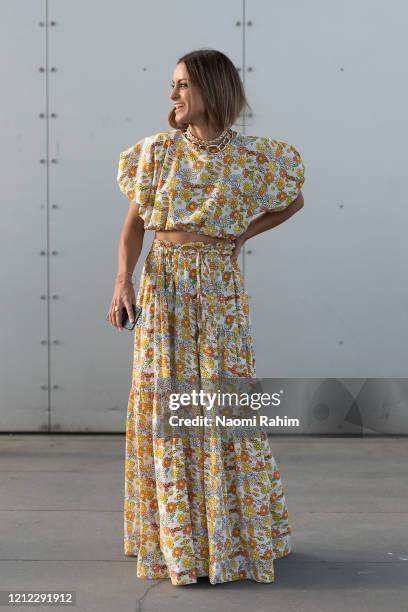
<box><xmin>115</xmin><ymin>271</ymin><xmax>134</xmax><ymax>284</ymax></box>
<box><xmin>116</xmin><ymin>278</ymin><xmax>133</xmax><ymax>285</ymax></box>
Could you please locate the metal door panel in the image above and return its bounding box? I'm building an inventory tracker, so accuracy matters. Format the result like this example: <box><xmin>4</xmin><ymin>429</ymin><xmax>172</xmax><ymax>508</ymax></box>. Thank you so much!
<box><xmin>244</xmin><ymin>0</ymin><xmax>408</xmax><ymax>379</ymax></box>
<box><xmin>0</xmin><ymin>1</ymin><xmax>48</xmax><ymax>430</ymax></box>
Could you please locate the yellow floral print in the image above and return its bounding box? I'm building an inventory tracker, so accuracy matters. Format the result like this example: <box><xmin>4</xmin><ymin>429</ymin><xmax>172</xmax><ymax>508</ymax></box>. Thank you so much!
<box><xmin>117</xmin><ymin>129</ymin><xmax>305</xmax><ymax>240</ymax></box>
<box><xmin>117</xmin><ymin>129</ymin><xmax>305</xmax><ymax>586</ymax></box>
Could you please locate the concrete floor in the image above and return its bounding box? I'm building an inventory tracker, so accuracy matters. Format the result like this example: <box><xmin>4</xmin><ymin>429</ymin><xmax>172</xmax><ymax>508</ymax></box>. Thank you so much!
<box><xmin>0</xmin><ymin>435</ymin><xmax>407</xmax><ymax>612</ymax></box>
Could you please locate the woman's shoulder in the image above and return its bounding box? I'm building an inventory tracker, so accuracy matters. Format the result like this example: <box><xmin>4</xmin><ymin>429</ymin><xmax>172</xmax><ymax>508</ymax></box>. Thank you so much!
<box><xmin>140</xmin><ymin>129</ymin><xmax>179</xmax><ymax>148</ymax></box>
<box><xmin>243</xmin><ymin>133</ymin><xmax>304</xmax><ymax>172</ymax></box>
<box><xmin>120</xmin><ymin>129</ymin><xmax>177</xmax><ymax>156</ymax></box>
<box><xmin>242</xmin><ymin>133</ymin><xmax>299</xmax><ymax>154</ymax></box>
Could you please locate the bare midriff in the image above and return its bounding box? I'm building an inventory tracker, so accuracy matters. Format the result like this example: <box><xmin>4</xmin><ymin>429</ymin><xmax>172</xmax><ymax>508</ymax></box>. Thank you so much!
<box><xmin>154</xmin><ymin>230</ymin><xmax>233</xmax><ymax>245</ymax></box>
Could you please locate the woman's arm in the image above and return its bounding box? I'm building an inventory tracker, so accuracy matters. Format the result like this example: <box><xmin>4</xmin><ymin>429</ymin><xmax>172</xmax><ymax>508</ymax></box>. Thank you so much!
<box><xmin>230</xmin><ymin>192</ymin><xmax>304</xmax><ymax>263</ymax></box>
<box><xmin>242</xmin><ymin>191</ymin><xmax>304</xmax><ymax>243</ymax></box>
<box><xmin>108</xmin><ymin>205</ymin><xmax>145</xmax><ymax>331</ymax></box>
<box><xmin>116</xmin><ymin>204</ymin><xmax>145</xmax><ymax>281</ymax></box>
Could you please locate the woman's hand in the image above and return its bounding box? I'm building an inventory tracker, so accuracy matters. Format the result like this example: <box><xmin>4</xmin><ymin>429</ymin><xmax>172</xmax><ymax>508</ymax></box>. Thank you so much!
<box><xmin>230</xmin><ymin>235</ymin><xmax>246</xmax><ymax>263</ymax></box>
<box><xmin>108</xmin><ymin>278</ymin><xmax>136</xmax><ymax>331</ymax></box>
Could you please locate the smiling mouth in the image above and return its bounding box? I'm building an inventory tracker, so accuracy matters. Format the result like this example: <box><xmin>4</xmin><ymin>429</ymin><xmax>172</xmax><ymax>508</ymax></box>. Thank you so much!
<box><xmin>174</xmin><ymin>105</ymin><xmax>184</xmax><ymax>111</ymax></box>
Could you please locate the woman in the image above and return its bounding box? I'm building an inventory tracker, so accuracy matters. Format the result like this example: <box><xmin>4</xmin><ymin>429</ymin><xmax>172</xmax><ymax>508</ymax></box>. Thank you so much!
<box><xmin>108</xmin><ymin>49</ymin><xmax>305</xmax><ymax>586</ymax></box>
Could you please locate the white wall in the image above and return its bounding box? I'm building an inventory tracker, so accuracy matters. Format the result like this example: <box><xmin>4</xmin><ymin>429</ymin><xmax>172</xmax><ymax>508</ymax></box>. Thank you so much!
<box><xmin>1</xmin><ymin>0</ymin><xmax>407</xmax><ymax>432</ymax></box>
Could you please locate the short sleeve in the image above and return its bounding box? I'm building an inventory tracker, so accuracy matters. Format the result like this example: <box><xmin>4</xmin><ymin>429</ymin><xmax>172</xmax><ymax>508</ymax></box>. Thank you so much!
<box><xmin>250</xmin><ymin>138</ymin><xmax>305</xmax><ymax>215</ymax></box>
<box><xmin>116</xmin><ymin>136</ymin><xmax>155</xmax><ymax>208</ymax></box>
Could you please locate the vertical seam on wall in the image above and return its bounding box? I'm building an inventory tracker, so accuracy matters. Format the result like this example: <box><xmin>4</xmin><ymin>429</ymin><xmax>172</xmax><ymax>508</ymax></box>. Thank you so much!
<box><xmin>45</xmin><ymin>0</ymin><xmax>51</xmax><ymax>431</ymax></box>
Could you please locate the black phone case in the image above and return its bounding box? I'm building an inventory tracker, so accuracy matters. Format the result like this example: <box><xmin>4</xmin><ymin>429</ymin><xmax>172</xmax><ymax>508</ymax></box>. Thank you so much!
<box><xmin>106</xmin><ymin>303</ymin><xmax>142</xmax><ymax>330</ymax></box>
<box><xmin>122</xmin><ymin>303</ymin><xmax>143</xmax><ymax>330</ymax></box>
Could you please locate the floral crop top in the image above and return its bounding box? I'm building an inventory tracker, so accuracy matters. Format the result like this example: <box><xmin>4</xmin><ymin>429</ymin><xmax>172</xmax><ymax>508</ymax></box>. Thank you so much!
<box><xmin>116</xmin><ymin>128</ymin><xmax>305</xmax><ymax>241</ymax></box>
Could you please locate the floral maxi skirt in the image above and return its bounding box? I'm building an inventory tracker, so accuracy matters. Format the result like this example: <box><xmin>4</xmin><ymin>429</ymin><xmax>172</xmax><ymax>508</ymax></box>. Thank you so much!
<box><xmin>124</xmin><ymin>238</ymin><xmax>292</xmax><ymax>586</ymax></box>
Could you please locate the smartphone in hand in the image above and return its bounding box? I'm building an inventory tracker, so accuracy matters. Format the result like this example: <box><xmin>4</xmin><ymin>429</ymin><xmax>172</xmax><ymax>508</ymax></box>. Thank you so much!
<box><xmin>106</xmin><ymin>303</ymin><xmax>142</xmax><ymax>330</ymax></box>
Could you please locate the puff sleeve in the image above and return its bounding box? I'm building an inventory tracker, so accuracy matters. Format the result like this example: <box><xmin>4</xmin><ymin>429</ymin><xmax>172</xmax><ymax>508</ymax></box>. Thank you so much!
<box><xmin>116</xmin><ymin>136</ymin><xmax>156</xmax><ymax>210</ymax></box>
<box><xmin>250</xmin><ymin>138</ymin><xmax>305</xmax><ymax>215</ymax></box>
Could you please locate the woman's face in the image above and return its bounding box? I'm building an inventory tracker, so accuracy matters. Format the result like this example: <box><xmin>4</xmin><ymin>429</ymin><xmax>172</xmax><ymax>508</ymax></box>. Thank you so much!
<box><xmin>170</xmin><ymin>62</ymin><xmax>206</xmax><ymax>125</ymax></box>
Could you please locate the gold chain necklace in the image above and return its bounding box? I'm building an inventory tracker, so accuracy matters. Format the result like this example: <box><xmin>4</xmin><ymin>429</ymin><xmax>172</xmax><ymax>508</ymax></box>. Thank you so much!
<box><xmin>181</xmin><ymin>127</ymin><xmax>234</xmax><ymax>153</ymax></box>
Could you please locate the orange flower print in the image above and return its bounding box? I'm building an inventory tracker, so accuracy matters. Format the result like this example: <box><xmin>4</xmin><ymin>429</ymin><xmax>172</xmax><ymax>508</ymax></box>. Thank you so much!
<box><xmin>186</xmin><ymin>201</ymin><xmax>199</xmax><ymax>211</ymax></box>
<box><xmin>119</xmin><ymin>129</ymin><xmax>298</xmax><ymax>586</ymax></box>
<box><xmin>204</xmin><ymin>346</ymin><xmax>216</xmax><ymax>356</ymax></box>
